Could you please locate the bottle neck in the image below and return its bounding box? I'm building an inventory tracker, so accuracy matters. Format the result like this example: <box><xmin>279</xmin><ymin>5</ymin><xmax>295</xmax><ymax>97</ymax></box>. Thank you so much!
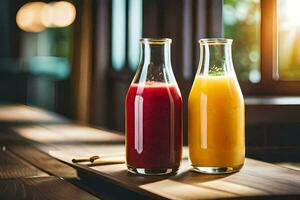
<box><xmin>198</xmin><ymin>41</ymin><xmax>234</xmax><ymax>76</ymax></box>
<box><xmin>140</xmin><ymin>42</ymin><xmax>171</xmax><ymax>68</ymax></box>
<box><xmin>133</xmin><ymin>39</ymin><xmax>177</xmax><ymax>84</ymax></box>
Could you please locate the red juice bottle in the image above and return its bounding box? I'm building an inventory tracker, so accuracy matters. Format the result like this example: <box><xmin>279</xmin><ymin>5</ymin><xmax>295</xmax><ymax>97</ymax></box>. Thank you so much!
<box><xmin>126</xmin><ymin>38</ymin><xmax>183</xmax><ymax>175</ymax></box>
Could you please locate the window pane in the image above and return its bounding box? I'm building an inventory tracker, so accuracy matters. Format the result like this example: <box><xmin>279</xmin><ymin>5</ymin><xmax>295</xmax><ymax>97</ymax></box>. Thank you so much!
<box><xmin>112</xmin><ymin>0</ymin><xmax>126</xmax><ymax>71</ymax></box>
<box><xmin>277</xmin><ymin>0</ymin><xmax>300</xmax><ymax>80</ymax></box>
<box><xmin>223</xmin><ymin>0</ymin><xmax>261</xmax><ymax>83</ymax></box>
<box><xmin>128</xmin><ymin>0</ymin><xmax>143</xmax><ymax>71</ymax></box>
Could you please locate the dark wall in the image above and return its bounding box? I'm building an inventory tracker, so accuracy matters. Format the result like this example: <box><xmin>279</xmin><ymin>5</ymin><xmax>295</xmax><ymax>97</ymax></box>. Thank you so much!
<box><xmin>0</xmin><ymin>0</ymin><xmax>26</xmax><ymax>103</ymax></box>
<box><xmin>246</xmin><ymin>124</ymin><xmax>300</xmax><ymax>162</ymax></box>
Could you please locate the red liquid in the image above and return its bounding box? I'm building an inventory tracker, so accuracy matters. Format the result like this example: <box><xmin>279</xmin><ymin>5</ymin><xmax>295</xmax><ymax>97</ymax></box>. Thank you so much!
<box><xmin>126</xmin><ymin>82</ymin><xmax>183</xmax><ymax>169</ymax></box>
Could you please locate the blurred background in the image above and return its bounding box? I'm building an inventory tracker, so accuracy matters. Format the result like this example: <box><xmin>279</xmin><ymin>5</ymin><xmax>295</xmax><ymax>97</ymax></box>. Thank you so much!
<box><xmin>1</xmin><ymin>0</ymin><xmax>300</xmax><ymax>161</ymax></box>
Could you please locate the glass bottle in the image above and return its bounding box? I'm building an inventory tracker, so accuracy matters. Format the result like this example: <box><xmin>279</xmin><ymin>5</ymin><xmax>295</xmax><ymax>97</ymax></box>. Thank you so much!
<box><xmin>188</xmin><ymin>38</ymin><xmax>245</xmax><ymax>174</ymax></box>
<box><xmin>126</xmin><ymin>38</ymin><xmax>183</xmax><ymax>175</ymax></box>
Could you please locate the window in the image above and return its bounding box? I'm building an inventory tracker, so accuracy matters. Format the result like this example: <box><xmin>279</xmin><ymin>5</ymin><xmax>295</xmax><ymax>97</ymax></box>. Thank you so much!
<box><xmin>111</xmin><ymin>0</ymin><xmax>126</xmax><ymax>71</ymax></box>
<box><xmin>224</xmin><ymin>0</ymin><xmax>300</xmax><ymax>95</ymax></box>
<box><xmin>277</xmin><ymin>0</ymin><xmax>300</xmax><ymax>80</ymax></box>
<box><xmin>128</xmin><ymin>0</ymin><xmax>143</xmax><ymax>71</ymax></box>
<box><xmin>111</xmin><ymin>0</ymin><xmax>143</xmax><ymax>71</ymax></box>
<box><xmin>223</xmin><ymin>0</ymin><xmax>261</xmax><ymax>83</ymax></box>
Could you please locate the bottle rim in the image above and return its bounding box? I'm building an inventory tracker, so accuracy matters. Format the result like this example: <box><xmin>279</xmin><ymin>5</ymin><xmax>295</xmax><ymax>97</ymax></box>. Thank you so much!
<box><xmin>140</xmin><ymin>38</ymin><xmax>172</xmax><ymax>44</ymax></box>
<box><xmin>199</xmin><ymin>38</ymin><xmax>233</xmax><ymax>45</ymax></box>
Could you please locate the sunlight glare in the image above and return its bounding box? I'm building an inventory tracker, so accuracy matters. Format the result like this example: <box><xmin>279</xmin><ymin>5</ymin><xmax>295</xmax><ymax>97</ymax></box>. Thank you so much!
<box><xmin>281</xmin><ymin>0</ymin><xmax>300</xmax><ymax>29</ymax></box>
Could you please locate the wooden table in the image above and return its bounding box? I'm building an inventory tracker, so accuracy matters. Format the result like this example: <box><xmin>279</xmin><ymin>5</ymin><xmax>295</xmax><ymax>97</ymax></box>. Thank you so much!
<box><xmin>0</xmin><ymin>104</ymin><xmax>300</xmax><ymax>199</ymax></box>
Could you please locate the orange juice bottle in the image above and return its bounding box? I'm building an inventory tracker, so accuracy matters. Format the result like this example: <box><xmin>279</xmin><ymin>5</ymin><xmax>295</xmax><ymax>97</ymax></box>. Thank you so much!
<box><xmin>188</xmin><ymin>38</ymin><xmax>245</xmax><ymax>174</ymax></box>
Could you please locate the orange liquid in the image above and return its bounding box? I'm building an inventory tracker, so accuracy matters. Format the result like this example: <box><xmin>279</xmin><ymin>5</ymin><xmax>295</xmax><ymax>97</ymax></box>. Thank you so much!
<box><xmin>188</xmin><ymin>75</ymin><xmax>245</xmax><ymax>167</ymax></box>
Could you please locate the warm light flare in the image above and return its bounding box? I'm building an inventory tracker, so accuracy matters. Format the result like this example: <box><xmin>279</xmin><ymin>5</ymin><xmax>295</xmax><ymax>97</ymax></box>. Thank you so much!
<box><xmin>16</xmin><ymin>1</ymin><xmax>76</xmax><ymax>32</ymax></box>
<box><xmin>41</xmin><ymin>1</ymin><xmax>76</xmax><ymax>28</ymax></box>
<box><xmin>16</xmin><ymin>2</ymin><xmax>47</xmax><ymax>32</ymax></box>
<box><xmin>280</xmin><ymin>0</ymin><xmax>300</xmax><ymax>29</ymax></box>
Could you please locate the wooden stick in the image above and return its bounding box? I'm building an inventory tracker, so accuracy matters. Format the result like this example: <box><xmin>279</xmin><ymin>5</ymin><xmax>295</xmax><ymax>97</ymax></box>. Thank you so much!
<box><xmin>72</xmin><ymin>158</ymin><xmax>89</xmax><ymax>163</ymax></box>
<box><xmin>89</xmin><ymin>155</ymin><xmax>100</xmax><ymax>162</ymax></box>
<box><xmin>89</xmin><ymin>154</ymin><xmax>124</xmax><ymax>163</ymax></box>
<box><xmin>87</xmin><ymin>156</ymin><xmax>125</xmax><ymax>166</ymax></box>
<box><xmin>72</xmin><ymin>155</ymin><xmax>100</xmax><ymax>163</ymax></box>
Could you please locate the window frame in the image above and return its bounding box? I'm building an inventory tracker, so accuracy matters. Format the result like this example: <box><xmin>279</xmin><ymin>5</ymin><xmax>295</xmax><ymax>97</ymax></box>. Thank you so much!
<box><xmin>240</xmin><ymin>0</ymin><xmax>300</xmax><ymax>96</ymax></box>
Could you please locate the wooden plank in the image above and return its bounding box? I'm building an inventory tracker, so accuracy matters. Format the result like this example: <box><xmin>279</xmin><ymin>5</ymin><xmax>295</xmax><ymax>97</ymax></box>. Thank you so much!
<box><xmin>0</xmin><ymin>149</ymin><xmax>48</xmax><ymax>179</ymax></box>
<box><xmin>0</xmin><ymin>125</ymin><xmax>104</xmax><ymax>199</ymax></box>
<box><xmin>277</xmin><ymin>162</ymin><xmax>300</xmax><ymax>172</ymax></box>
<box><xmin>2</xmin><ymin>126</ymin><xmax>133</xmax><ymax>199</ymax></box>
<box><xmin>9</xmin><ymin>124</ymin><xmax>124</xmax><ymax>170</ymax></box>
<box><xmin>50</xmin><ymin>148</ymin><xmax>300</xmax><ymax>200</ymax></box>
<box><xmin>0</xmin><ymin>177</ymin><xmax>99</xmax><ymax>200</ymax></box>
<box><xmin>0</xmin><ymin>104</ymin><xmax>68</xmax><ymax>125</ymax></box>
<box><xmin>7</xmin><ymin>121</ymin><xmax>300</xmax><ymax>199</ymax></box>
<box><xmin>0</xmin><ymin>141</ymin><xmax>97</xmax><ymax>199</ymax></box>
<box><xmin>2</xmin><ymin>105</ymin><xmax>300</xmax><ymax>199</ymax></box>
<box><xmin>5</xmin><ymin>142</ymin><xmax>159</xmax><ymax>200</ymax></box>
<box><xmin>8</xmin><ymin>145</ymin><xmax>78</xmax><ymax>179</ymax></box>
<box><xmin>11</xmin><ymin>124</ymin><xmax>124</xmax><ymax>145</ymax></box>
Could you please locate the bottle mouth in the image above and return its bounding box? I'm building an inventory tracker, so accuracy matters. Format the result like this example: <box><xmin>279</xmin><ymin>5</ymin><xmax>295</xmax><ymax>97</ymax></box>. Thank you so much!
<box><xmin>199</xmin><ymin>38</ymin><xmax>233</xmax><ymax>45</ymax></box>
<box><xmin>140</xmin><ymin>38</ymin><xmax>172</xmax><ymax>44</ymax></box>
